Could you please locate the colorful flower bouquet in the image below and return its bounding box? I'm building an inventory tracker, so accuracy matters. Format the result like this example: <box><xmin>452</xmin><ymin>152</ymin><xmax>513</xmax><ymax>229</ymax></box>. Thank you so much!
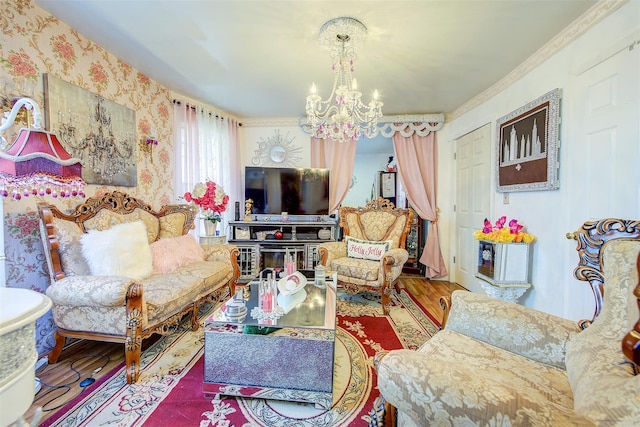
<box><xmin>473</xmin><ymin>216</ymin><xmax>535</xmax><ymax>243</ymax></box>
<box><xmin>184</xmin><ymin>181</ymin><xmax>229</xmax><ymax>223</ymax></box>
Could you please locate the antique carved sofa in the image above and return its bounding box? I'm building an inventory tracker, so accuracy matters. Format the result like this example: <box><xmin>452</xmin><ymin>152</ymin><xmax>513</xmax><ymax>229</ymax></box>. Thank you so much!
<box><xmin>376</xmin><ymin>218</ymin><xmax>640</xmax><ymax>426</ymax></box>
<box><xmin>317</xmin><ymin>197</ymin><xmax>413</xmax><ymax>315</ymax></box>
<box><xmin>37</xmin><ymin>191</ymin><xmax>240</xmax><ymax>383</ymax></box>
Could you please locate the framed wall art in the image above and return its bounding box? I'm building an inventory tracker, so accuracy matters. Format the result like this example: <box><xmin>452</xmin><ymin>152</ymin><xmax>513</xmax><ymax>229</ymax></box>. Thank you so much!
<box><xmin>496</xmin><ymin>88</ymin><xmax>561</xmax><ymax>192</ymax></box>
<box><xmin>43</xmin><ymin>74</ymin><xmax>137</xmax><ymax>186</ymax></box>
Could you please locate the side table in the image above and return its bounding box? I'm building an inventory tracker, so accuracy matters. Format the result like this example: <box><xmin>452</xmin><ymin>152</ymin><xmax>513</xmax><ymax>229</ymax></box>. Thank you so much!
<box><xmin>0</xmin><ymin>288</ymin><xmax>52</xmax><ymax>427</ymax></box>
<box><xmin>478</xmin><ymin>280</ymin><xmax>531</xmax><ymax>304</ymax></box>
<box><xmin>475</xmin><ymin>240</ymin><xmax>532</xmax><ymax>304</ymax></box>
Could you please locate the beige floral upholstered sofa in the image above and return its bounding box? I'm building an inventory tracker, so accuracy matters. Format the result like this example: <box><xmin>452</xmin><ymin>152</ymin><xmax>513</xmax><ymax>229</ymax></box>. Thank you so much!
<box><xmin>38</xmin><ymin>191</ymin><xmax>240</xmax><ymax>383</ymax></box>
<box><xmin>317</xmin><ymin>197</ymin><xmax>413</xmax><ymax>315</ymax></box>
<box><xmin>376</xmin><ymin>218</ymin><xmax>640</xmax><ymax>426</ymax></box>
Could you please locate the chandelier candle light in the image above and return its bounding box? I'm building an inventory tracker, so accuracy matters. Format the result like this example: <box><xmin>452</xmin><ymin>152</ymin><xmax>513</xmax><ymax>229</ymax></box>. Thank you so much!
<box><xmin>305</xmin><ymin>17</ymin><xmax>383</xmax><ymax>143</ymax></box>
<box><xmin>184</xmin><ymin>181</ymin><xmax>229</xmax><ymax>236</ymax></box>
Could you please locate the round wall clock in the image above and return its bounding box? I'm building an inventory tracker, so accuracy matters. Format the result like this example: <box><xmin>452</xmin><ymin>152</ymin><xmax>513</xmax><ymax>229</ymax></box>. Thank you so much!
<box><xmin>251</xmin><ymin>130</ymin><xmax>302</xmax><ymax>167</ymax></box>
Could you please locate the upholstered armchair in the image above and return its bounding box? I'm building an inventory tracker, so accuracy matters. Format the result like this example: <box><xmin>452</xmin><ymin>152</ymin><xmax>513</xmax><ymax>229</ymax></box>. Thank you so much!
<box><xmin>375</xmin><ymin>218</ymin><xmax>640</xmax><ymax>426</ymax></box>
<box><xmin>317</xmin><ymin>197</ymin><xmax>413</xmax><ymax>315</ymax></box>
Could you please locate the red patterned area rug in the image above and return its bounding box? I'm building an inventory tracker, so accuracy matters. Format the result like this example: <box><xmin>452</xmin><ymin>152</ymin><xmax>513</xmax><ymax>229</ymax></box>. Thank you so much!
<box><xmin>41</xmin><ymin>288</ymin><xmax>439</xmax><ymax>427</ymax></box>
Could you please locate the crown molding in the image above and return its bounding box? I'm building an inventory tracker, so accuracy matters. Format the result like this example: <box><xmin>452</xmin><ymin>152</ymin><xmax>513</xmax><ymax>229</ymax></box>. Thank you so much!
<box><xmin>240</xmin><ymin>118</ymin><xmax>301</xmax><ymax>127</ymax></box>
<box><xmin>242</xmin><ymin>113</ymin><xmax>446</xmax><ymax>130</ymax></box>
<box><xmin>446</xmin><ymin>0</ymin><xmax>627</xmax><ymax>122</ymax></box>
<box><xmin>378</xmin><ymin>114</ymin><xmax>444</xmax><ymax>124</ymax></box>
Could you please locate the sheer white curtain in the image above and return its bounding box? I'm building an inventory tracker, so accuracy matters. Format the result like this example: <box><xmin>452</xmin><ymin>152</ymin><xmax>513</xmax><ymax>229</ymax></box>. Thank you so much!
<box><xmin>173</xmin><ymin>102</ymin><xmax>199</xmax><ymax>201</ymax></box>
<box><xmin>173</xmin><ymin>101</ymin><xmax>240</xmax><ymax>237</ymax></box>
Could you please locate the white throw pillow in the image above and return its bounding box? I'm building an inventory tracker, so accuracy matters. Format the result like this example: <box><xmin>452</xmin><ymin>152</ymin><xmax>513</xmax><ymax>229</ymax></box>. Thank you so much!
<box><xmin>346</xmin><ymin>236</ymin><xmax>393</xmax><ymax>261</ymax></box>
<box><xmin>81</xmin><ymin>221</ymin><xmax>153</xmax><ymax>280</ymax></box>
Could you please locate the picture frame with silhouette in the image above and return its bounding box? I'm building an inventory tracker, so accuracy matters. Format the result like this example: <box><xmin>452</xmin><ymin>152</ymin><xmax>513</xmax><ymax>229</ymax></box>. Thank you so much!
<box><xmin>496</xmin><ymin>88</ymin><xmax>561</xmax><ymax>192</ymax></box>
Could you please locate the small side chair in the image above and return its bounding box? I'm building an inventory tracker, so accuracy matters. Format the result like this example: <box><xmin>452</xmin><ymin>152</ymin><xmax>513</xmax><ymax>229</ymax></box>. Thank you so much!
<box><xmin>318</xmin><ymin>197</ymin><xmax>413</xmax><ymax>314</ymax></box>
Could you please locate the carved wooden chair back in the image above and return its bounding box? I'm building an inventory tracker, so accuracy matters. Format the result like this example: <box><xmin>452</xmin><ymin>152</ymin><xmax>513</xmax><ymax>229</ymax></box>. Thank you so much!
<box><xmin>339</xmin><ymin>197</ymin><xmax>413</xmax><ymax>249</ymax></box>
<box><xmin>569</xmin><ymin>219</ymin><xmax>640</xmax><ymax>324</ymax></box>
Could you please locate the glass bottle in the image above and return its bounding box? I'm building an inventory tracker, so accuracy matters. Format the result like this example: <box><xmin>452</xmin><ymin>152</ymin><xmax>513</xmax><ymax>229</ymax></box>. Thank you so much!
<box><xmin>261</xmin><ymin>273</ymin><xmax>273</xmax><ymax>313</ymax></box>
<box><xmin>314</xmin><ymin>264</ymin><xmax>326</xmax><ymax>288</ymax></box>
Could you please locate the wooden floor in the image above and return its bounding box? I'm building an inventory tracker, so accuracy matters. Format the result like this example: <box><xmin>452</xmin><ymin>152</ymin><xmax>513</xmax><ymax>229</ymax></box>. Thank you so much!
<box><xmin>25</xmin><ymin>274</ymin><xmax>465</xmax><ymax>424</ymax></box>
<box><xmin>397</xmin><ymin>274</ymin><xmax>465</xmax><ymax>324</ymax></box>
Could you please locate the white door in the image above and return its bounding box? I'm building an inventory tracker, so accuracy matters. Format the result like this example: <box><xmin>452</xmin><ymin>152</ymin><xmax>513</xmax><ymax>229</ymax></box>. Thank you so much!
<box><xmin>455</xmin><ymin>123</ymin><xmax>492</xmax><ymax>292</ymax></box>
<box><xmin>564</xmin><ymin>38</ymin><xmax>640</xmax><ymax>321</ymax></box>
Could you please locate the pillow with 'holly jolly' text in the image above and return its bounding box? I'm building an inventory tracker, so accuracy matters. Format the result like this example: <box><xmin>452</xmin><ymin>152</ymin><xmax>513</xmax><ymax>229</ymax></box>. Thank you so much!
<box><xmin>345</xmin><ymin>236</ymin><xmax>392</xmax><ymax>261</ymax></box>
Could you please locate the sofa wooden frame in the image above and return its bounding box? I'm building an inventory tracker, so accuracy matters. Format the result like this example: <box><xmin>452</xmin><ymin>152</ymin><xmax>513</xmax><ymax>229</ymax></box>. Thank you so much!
<box><xmin>38</xmin><ymin>191</ymin><xmax>240</xmax><ymax>383</ymax></box>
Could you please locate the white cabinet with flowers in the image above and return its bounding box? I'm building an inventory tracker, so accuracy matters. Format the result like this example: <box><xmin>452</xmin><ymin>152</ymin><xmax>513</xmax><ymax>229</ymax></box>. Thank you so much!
<box><xmin>473</xmin><ymin>217</ymin><xmax>535</xmax><ymax>303</ymax></box>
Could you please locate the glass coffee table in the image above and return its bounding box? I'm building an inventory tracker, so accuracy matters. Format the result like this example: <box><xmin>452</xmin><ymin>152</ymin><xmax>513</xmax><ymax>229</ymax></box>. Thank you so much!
<box><xmin>203</xmin><ymin>270</ymin><xmax>336</xmax><ymax>409</ymax></box>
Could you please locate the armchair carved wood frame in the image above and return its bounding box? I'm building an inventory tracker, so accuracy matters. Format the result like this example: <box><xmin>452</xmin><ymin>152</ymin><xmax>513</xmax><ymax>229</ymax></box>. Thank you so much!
<box><xmin>318</xmin><ymin>197</ymin><xmax>413</xmax><ymax>315</ymax></box>
<box><xmin>377</xmin><ymin>218</ymin><xmax>640</xmax><ymax>426</ymax></box>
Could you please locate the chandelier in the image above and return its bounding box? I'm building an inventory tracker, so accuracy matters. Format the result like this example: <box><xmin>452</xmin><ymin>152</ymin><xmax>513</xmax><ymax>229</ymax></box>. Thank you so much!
<box><xmin>304</xmin><ymin>17</ymin><xmax>383</xmax><ymax>143</ymax></box>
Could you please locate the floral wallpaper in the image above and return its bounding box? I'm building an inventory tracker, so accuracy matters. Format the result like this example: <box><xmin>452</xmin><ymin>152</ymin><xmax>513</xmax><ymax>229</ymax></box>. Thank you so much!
<box><xmin>1</xmin><ymin>0</ymin><xmax>177</xmax><ymax>354</ymax></box>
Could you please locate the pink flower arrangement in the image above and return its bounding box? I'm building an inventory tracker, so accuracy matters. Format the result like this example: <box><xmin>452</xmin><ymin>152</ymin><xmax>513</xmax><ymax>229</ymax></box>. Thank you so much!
<box><xmin>473</xmin><ymin>216</ymin><xmax>535</xmax><ymax>243</ymax></box>
<box><xmin>184</xmin><ymin>181</ymin><xmax>229</xmax><ymax>223</ymax></box>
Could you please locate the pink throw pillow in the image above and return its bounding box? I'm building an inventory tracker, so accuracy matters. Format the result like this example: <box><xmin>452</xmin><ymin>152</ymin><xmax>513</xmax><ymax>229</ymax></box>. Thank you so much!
<box><xmin>150</xmin><ymin>234</ymin><xmax>205</xmax><ymax>274</ymax></box>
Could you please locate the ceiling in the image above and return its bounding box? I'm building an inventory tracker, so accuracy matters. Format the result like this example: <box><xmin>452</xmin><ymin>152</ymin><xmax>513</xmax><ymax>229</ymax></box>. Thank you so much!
<box><xmin>36</xmin><ymin>0</ymin><xmax>597</xmax><ymax>121</ymax></box>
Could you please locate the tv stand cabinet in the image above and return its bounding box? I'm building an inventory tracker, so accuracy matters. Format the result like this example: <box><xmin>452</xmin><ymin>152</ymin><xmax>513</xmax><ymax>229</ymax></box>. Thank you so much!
<box><xmin>228</xmin><ymin>220</ymin><xmax>338</xmax><ymax>282</ymax></box>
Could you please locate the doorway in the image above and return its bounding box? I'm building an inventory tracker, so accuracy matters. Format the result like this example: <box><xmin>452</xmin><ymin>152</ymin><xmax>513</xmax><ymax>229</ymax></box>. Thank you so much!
<box><xmin>454</xmin><ymin>124</ymin><xmax>491</xmax><ymax>292</ymax></box>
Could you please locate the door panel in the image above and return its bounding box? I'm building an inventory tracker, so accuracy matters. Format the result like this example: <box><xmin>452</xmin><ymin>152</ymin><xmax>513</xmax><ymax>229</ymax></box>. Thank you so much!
<box><xmin>564</xmin><ymin>41</ymin><xmax>639</xmax><ymax>320</ymax></box>
<box><xmin>455</xmin><ymin>124</ymin><xmax>491</xmax><ymax>292</ymax></box>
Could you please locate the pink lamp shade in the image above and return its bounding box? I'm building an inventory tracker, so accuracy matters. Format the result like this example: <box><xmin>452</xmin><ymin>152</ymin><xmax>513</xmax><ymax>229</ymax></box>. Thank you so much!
<box><xmin>0</xmin><ymin>128</ymin><xmax>85</xmax><ymax>200</ymax></box>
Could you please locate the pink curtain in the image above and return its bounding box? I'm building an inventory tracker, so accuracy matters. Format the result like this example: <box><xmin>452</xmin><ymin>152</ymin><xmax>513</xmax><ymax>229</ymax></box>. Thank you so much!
<box><xmin>310</xmin><ymin>137</ymin><xmax>357</xmax><ymax>212</ymax></box>
<box><xmin>393</xmin><ymin>131</ymin><xmax>448</xmax><ymax>278</ymax></box>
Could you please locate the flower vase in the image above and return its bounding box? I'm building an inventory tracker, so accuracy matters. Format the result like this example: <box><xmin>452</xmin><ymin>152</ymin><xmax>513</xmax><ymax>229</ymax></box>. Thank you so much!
<box><xmin>204</xmin><ymin>221</ymin><xmax>217</xmax><ymax>236</ymax></box>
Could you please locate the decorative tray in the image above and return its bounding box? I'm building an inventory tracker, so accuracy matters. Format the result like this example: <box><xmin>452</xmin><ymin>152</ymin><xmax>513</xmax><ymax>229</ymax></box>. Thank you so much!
<box><xmin>277</xmin><ymin>271</ymin><xmax>307</xmax><ymax>296</ymax></box>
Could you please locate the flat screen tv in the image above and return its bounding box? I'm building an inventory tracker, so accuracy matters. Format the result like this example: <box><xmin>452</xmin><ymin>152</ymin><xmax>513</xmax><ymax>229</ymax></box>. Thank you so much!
<box><xmin>245</xmin><ymin>166</ymin><xmax>330</xmax><ymax>216</ymax></box>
